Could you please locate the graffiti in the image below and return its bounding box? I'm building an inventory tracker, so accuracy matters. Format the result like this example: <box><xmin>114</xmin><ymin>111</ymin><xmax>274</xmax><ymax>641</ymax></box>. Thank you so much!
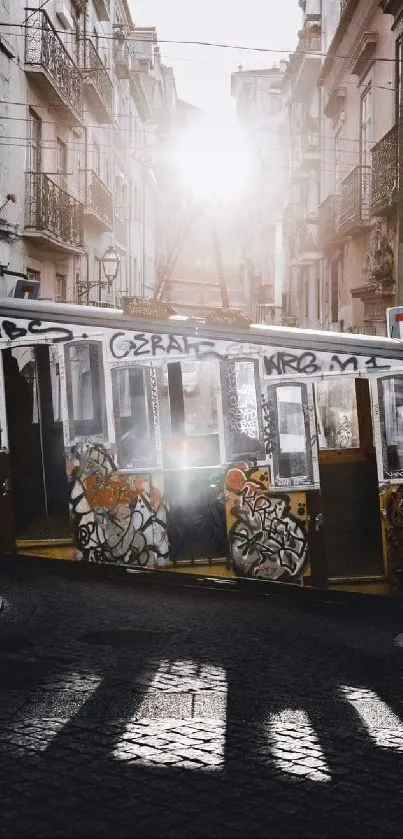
<box><xmin>0</xmin><ymin>319</ymin><xmax>74</xmax><ymax>344</ymax></box>
<box><xmin>220</xmin><ymin>362</ymin><xmax>264</xmax><ymax>461</ymax></box>
<box><xmin>263</xmin><ymin>351</ymin><xmax>392</xmax><ymax>377</ymax></box>
<box><xmin>109</xmin><ymin>331</ymin><xmax>225</xmax><ymax>361</ymax></box>
<box><xmin>225</xmin><ymin>463</ymin><xmax>308</xmax><ymax>581</ymax></box>
<box><xmin>386</xmin><ymin>486</ymin><xmax>403</xmax><ymax>587</ymax></box>
<box><xmin>261</xmin><ymin>392</ymin><xmax>276</xmax><ymax>455</ymax></box>
<box><xmin>335</xmin><ymin>415</ymin><xmax>353</xmax><ymax>448</ymax></box>
<box><xmin>68</xmin><ymin>443</ymin><xmax>168</xmax><ymax>567</ymax></box>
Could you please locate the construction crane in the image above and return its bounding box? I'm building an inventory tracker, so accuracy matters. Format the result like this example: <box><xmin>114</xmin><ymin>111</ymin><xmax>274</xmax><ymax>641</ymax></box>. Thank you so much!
<box><xmin>153</xmin><ymin>205</ymin><xmax>229</xmax><ymax>309</ymax></box>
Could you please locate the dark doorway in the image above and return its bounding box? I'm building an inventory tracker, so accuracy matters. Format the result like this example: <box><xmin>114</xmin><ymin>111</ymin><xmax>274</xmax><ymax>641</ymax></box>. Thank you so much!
<box><xmin>2</xmin><ymin>346</ymin><xmax>71</xmax><ymax>541</ymax></box>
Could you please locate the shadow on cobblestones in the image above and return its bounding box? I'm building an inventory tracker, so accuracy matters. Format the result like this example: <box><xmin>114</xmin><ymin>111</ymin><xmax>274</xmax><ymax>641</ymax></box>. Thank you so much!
<box><xmin>1</xmin><ymin>567</ymin><xmax>403</xmax><ymax>837</ymax></box>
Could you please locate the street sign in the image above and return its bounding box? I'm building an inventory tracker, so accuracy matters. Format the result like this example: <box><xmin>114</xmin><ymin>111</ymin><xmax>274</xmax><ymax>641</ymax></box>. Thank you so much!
<box><xmin>386</xmin><ymin>307</ymin><xmax>403</xmax><ymax>339</ymax></box>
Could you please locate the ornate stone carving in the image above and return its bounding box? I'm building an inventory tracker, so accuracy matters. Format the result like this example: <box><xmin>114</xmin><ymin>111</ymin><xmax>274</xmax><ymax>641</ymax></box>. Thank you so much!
<box><xmin>123</xmin><ymin>298</ymin><xmax>177</xmax><ymax>319</ymax></box>
<box><xmin>363</xmin><ymin>218</ymin><xmax>394</xmax><ymax>283</ymax></box>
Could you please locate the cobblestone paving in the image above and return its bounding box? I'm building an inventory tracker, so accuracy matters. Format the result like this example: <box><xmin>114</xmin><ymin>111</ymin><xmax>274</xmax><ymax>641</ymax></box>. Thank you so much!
<box><xmin>1</xmin><ymin>566</ymin><xmax>403</xmax><ymax>837</ymax></box>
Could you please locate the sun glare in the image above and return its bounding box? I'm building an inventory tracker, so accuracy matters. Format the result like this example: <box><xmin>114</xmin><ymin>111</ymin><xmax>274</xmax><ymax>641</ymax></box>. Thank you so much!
<box><xmin>170</xmin><ymin>116</ymin><xmax>253</xmax><ymax>203</ymax></box>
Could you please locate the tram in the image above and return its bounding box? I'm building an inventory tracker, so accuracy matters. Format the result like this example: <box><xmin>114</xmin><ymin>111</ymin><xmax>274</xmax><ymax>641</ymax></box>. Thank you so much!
<box><xmin>1</xmin><ymin>295</ymin><xmax>403</xmax><ymax>596</ymax></box>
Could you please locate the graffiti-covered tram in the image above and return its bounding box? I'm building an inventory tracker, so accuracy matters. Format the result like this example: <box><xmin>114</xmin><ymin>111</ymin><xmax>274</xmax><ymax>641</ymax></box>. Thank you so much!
<box><xmin>1</xmin><ymin>296</ymin><xmax>403</xmax><ymax>595</ymax></box>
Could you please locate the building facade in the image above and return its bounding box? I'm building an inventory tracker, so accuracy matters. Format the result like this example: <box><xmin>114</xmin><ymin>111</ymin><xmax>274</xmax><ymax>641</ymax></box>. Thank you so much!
<box><xmin>0</xmin><ymin>0</ymin><xmax>174</xmax><ymax>306</ymax></box>
<box><xmin>283</xmin><ymin>0</ymin><xmax>397</xmax><ymax>336</ymax></box>
<box><xmin>231</xmin><ymin>64</ymin><xmax>289</xmax><ymax>324</ymax></box>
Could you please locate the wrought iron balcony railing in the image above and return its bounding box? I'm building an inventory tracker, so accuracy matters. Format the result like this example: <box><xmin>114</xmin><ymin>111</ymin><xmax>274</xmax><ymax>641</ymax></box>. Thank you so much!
<box><xmin>24</xmin><ymin>8</ymin><xmax>83</xmax><ymax>124</ymax></box>
<box><xmin>318</xmin><ymin>195</ymin><xmax>340</xmax><ymax>247</ymax></box>
<box><xmin>85</xmin><ymin>170</ymin><xmax>113</xmax><ymax>230</ymax></box>
<box><xmin>25</xmin><ymin>172</ymin><xmax>84</xmax><ymax>251</ymax></box>
<box><xmin>114</xmin><ymin>38</ymin><xmax>130</xmax><ymax>78</ymax></box>
<box><xmin>339</xmin><ymin>165</ymin><xmax>371</xmax><ymax>233</ymax></box>
<box><xmin>371</xmin><ymin>125</ymin><xmax>397</xmax><ymax>216</ymax></box>
<box><xmin>80</xmin><ymin>39</ymin><xmax>113</xmax><ymax>123</ymax></box>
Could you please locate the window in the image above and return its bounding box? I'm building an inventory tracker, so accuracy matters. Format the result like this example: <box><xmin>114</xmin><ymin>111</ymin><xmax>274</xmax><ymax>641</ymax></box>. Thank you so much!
<box><xmin>378</xmin><ymin>376</ymin><xmax>403</xmax><ymax>478</ymax></box>
<box><xmin>26</xmin><ymin>268</ymin><xmax>40</xmax><ymax>283</ymax></box>
<box><xmin>360</xmin><ymin>84</ymin><xmax>372</xmax><ymax>212</ymax></box>
<box><xmin>334</xmin><ymin>126</ymin><xmax>342</xmax><ymax>197</ymax></box>
<box><xmin>55</xmin><ymin>274</ymin><xmax>66</xmax><ymax>303</ymax></box>
<box><xmin>28</xmin><ymin>109</ymin><xmax>41</xmax><ymax>173</ymax></box>
<box><xmin>56</xmin><ymin>138</ymin><xmax>67</xmax><ymax>190</ymax></box>
<box><xmin>315</xmin><ymin>378</ymin><xmax>360</xmax><ymax>449</ymax></box>
<box><xmin>112</xmin><ymin>366</ymin><xmax>159</xmax><ymax>469</ymax></box>
<box><xmin>396</xmin><ymin>37</ymin><xmax>403</xmax><ymax>126</ymax></box>
<box><xmin>268</xmin><ymin>383</ymin><xmax>314</xmax><ymax>486</ymax></box>
<box><xmin>330</xmin><ymin>258</ymin><xmax>339</xmax><ymax>323</ymax></box>
<box><xmin>64</xmin><ymin>342</ymin><xmax>106</xmax><ymax>438</ymax></box>
<box><xmin>93</xmin><ymin>140</ymin><xmax>100</xmax><ymax>175</ymax></box>
<box><xmin>220</xmin><ymin>359</ymin><xmax>264</xmax><ymax>462</ymax></box>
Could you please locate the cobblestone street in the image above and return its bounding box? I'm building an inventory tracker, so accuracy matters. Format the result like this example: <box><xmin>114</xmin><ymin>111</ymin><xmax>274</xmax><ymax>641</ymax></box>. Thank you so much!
<box><xmin>1</xmin><ymin>565</ymin><xmax>403</xmax><ymax>837</ymax></box>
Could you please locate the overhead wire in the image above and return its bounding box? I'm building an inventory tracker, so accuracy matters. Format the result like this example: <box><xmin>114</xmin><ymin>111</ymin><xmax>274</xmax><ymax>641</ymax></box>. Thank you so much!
<box><xmin>0</xmin><ymin>20</ymin><xmax>401</xmax><ymax>64</ymax></box>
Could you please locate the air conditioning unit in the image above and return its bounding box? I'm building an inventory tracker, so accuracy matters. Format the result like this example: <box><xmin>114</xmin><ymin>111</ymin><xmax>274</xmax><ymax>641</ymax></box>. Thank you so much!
<box><xmin>0</xmin><ymin>275</ymin><xmax>40</xmax><ymax>299</ymax></box>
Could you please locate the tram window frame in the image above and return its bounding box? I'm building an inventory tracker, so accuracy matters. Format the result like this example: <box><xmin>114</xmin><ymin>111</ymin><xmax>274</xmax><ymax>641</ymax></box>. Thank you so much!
<box><xmin>377</xmin><ymin>374</ymin><xmax>403</xmax><ymax>479</ymax></box>
<box><xmin>268</xmin><ymin>382</ymin><xmax>314</xmax><ymax>487</ymax></box>
<box><xmin>111</xmin><ymin>365</ymin><xmax>159</xmax><ymax>470</ymax></box>
<box><xmin>220</xmin><ymin>358</ymin><xmax>265</xmax><ymax>463</ymax></box>
<box><xmin>64</xmin><ymin>341</ymin><xmax>106</xmax><ymax>439</ymax></box>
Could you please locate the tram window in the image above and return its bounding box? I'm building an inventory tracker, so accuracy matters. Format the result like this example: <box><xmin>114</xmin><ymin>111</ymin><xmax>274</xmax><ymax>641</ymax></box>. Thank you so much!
<box><xmin>156</xmin><ymin>360</ymin><xmax>221</xmax><ymax>468</ymax></box>
<box><xmin>314</xmin><ymin>378</ymin><xmax>360</xmax><ymax>449</ymax></box>
<box><xmin>64</xmin><ymin>342</ymin><xmax>106</xmax><ymax>438</ymax></box>
<box><xmin>220</xmin><ymin>359</ymin><xmax>264</xmax><ymax>462</ymax></box>
<box><xmin>378</xmin><ymin>376</ymin><xmax>403</xmax><ymax>476</ymax></box>
<box><xmin>182</xmin><ymin>359</ymin><xmax>220</xmax><ymax>436</ymax></box>
<box><xmin>272</xmin><ymin>384</ymin><xmax>311</xmax><ymax>482</ymax></box>
<box><xmin>5</xmin><ymin>348</ymin><xmax>38</xmax><ymax>424</ymax></box>
<box><xmin>49</xmin><ymin>346</ymin><xmax>62</xmax><ymax>422</ymax></box>
<box><xmin>111</xmin><ymin>366</ymin><xmax>158</xmax><ymax>469</ymax></box>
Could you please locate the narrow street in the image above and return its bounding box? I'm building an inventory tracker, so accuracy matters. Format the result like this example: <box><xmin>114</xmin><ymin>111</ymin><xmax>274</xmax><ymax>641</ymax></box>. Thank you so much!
<box><xmin>1</xmin><ymin>565</ymin><xmax>403</xmax><ymax>837</ymax></box>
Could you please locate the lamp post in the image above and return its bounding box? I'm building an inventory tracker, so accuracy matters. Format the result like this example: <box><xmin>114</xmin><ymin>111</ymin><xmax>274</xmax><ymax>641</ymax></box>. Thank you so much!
<box><xmin>76</xmin><ymin>245</ymin><xmax>120</xmax><ymax>303</ymax></box>
<box><xmin>101</xmin><ymin>244</ymin><xmax>120</xmax><ymax>291</ymax></box>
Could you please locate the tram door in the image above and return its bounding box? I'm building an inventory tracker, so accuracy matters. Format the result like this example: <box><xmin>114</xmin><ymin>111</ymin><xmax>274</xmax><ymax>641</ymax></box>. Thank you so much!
<box><xmin>2</xmin><ymin>346</ymin><xmax>70</xmax><ymax>541</ymax></box>
<box><xmin>315</xmin><ymin>376</ymin><xmax>385</xmax><ymax>580</ymax></box>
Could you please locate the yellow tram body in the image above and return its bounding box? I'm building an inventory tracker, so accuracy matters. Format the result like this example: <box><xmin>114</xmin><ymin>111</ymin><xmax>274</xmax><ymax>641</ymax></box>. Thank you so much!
<box><xmin>1</xmin><ymin>297</ymin><xmax>403</xmax><ymax>596</ymax></box>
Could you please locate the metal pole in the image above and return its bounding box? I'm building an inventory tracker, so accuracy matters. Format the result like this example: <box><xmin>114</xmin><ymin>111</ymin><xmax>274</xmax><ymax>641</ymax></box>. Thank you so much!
<box><xmin>398</xmin><ymin>41</ymin><xmax>403</xmax><ymax>305</ymax></box>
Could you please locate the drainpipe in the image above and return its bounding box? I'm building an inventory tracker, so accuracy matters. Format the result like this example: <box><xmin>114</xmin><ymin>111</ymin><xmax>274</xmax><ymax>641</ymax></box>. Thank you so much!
<box><xmin>398</xmin><ymin>59</ymin><xmax>403</xmax><ymax>305</ymax></box>
<box><xmin>142</xmin><ymin>165</ymin><xmax>146</xmax><ymax>297</ymax></box>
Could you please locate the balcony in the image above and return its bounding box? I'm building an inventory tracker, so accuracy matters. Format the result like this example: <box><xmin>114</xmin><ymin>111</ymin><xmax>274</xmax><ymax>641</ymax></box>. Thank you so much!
<box><xmin>318</xmin><ymin>195</ymin><xmax>340</xmax><ymax>248</ymax></box>
<box><xmin>24</xmin><ymin>8</ymin><xmax>83</xmax><ymax>125</ymax></box>
<box><xmin>293</xmin><ymin>218</ymin><xmax>321</xmax><ymax>266</ymax></box>
<box><xmin>24</xmin><ymin>173</ymin><xmax>84</xmax><ymax>253</ymax></box>
<box><xmin>371</xmin><ymin>125</ymin><xmax>397</xmax><ymax>217</ymax></box>
<box><xmin>85</xmin><ymin>170</ymin><xmax>113</xmax><ymax>231</ymax></box>
<box><xmin>114</xmin><ymin>38</ymin><xmax>130</xmax><ymax>79</ymax></box>
<box><xmin>80</xmin><ymin>39</ymin><xmax>113</xmax><ymax>123</ymax></box>
<box><xmin>339</xmin><ymin>165</ymin><xmax>372</xmax><ymax>234</ymax></box>
<box><xmin>92</xmin><ymin>0</ymin><xmax>110</xmax><ymax>20</ymax></box>
<box><xmin>292</xmin><ymin>22</ymin><xmax>322</xmax><ymax>103</ymax></box>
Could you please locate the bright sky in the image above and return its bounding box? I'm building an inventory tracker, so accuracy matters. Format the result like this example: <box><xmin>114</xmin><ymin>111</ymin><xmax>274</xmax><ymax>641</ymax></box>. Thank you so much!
<box><xmin>131</xmin><ymin>0</ymin><xmax>301</xmax><ymax>117</ymax></box>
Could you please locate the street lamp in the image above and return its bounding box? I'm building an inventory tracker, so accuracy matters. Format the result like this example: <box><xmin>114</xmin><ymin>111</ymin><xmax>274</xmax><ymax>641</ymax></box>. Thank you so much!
<box><xmin>101</xmin><ymin>245</ymin><xmax>120</xmax><ymax>291</ymax></box>
<box><xmin>76</xmin><ymin>244</ymin><xmax>121</xmax><ymax>302</ymax></box>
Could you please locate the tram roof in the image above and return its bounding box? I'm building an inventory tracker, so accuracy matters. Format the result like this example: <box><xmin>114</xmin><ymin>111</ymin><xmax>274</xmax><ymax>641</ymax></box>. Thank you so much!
<box><xmin>1</xmin><ymin>296</ymin><xmax>403</xmax><ymax>361</ymax></box>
